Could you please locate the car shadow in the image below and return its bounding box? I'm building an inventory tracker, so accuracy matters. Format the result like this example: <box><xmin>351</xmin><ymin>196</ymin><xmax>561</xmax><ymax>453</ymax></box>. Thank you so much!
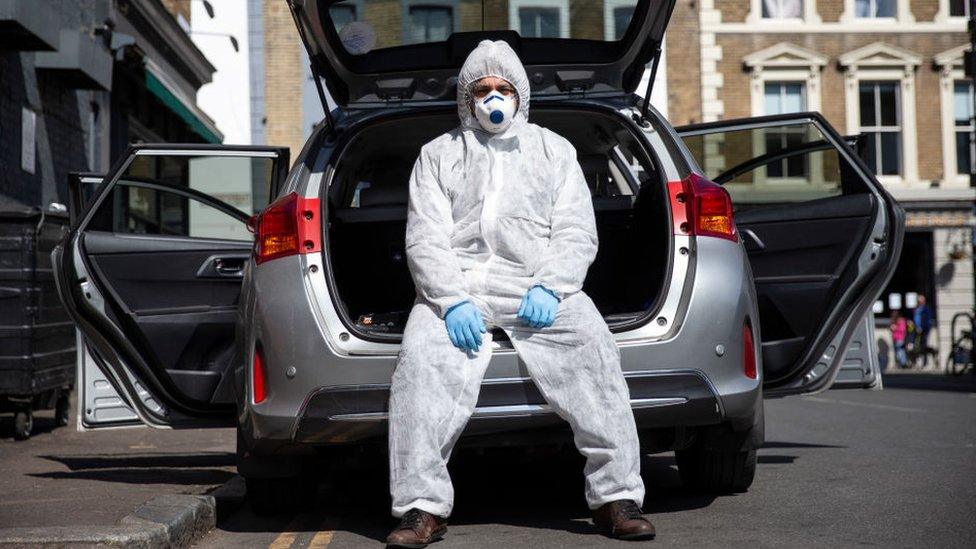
<box><xmin>761</xmin><ymin>441</ymin><xmax>844</xmax><ymax>449</ymax></box>
<box><xmin>28</xmin><ymin>452</ymin><xmax>236</xmax><ymax>485</ymax></box>
<box><xmin>881</xmin><ymin>373</ymin><xmax>976</xmax><ymax>393</ymax></box>
<box><xmin>219</xmin><ymin>450</ymin><xmax>733</xmax><ymax>542</ymax></box>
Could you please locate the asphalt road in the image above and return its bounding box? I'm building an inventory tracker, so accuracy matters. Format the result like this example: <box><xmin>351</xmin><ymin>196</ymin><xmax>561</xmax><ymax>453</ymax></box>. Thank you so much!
<box><xmin>196</xmin><ymin>373</ymin><xmax>976</xmax><ymax>549</ymax></box>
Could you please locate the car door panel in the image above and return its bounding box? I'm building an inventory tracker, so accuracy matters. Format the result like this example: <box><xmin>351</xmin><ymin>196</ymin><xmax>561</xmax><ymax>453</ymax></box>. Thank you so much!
<box><xmin>55</xmin><ymin>146</ymin><xmax>289</xmax><ymax>428</ymax></box>
<box><xmin>677</xmin><ymin>113</ymin><xmax>904</xmax><ymax>396</ymax></box>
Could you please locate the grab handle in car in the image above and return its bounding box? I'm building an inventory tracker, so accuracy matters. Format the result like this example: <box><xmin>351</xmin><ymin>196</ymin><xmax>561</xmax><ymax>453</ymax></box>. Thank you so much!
<box><xmin>196</xmin><ymin>253</ymin><xmax>250</xmax><ymax>279</ymax></box>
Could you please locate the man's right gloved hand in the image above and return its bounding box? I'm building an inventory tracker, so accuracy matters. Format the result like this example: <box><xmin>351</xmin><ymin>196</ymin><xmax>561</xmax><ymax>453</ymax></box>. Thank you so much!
<box><xmin>444</xmin><ymin>300</ymin><xmax>486</xmax><ymax>351</ymax></box>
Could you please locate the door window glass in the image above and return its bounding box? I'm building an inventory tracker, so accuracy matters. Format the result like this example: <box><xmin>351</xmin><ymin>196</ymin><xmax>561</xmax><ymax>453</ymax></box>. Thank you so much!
<box><xmin>680</xmin><ymin>121</ymin><xmax>857</xmax><ymax>209</ymax></box>
<box><xmin>762</xmin><ymin>83</ymin><xmax>807</xmax><ymax>179</ymax></box>
<box><xmin>518</xmin><ymin>7</ymin><xmax>561</xmax><ymax>38</ymax></box>
<box><xmin>88</xmin><ymin>154</ymin><xmax>276</xmax><ymax>240</ymax></box>
<box><xmin>613</xmin><ymin>5</ymin><xmax>636</xmax><ymax>40</ymax></box>
<box><xmin>326</xmin><ymin>0</ymin><xmax>637</xmax><ymax>52</ymax></box>
<box><xmin>408</xmin><ymin>6</ymin><xmax>453</xmax><ymax>43</ymax></box>
<box><xmin>855</xmin><ymin>0</ymin><xmax>896</xmax><ymax>17</ymax></box>
<box><xmin>762</xmin><ymin>0</ymin><xmax>803</xmax><ymax>18</ymax></box>
<box><xmin>329</xmin><ymin>3</ymin><xmax>357</xmax><ymax>32</ymax></box>
<box><xmin>950</xmin><ymin>0</ymin><xmax>970</xmax><ymax>17</ymax></box>
<box><xmin>954</xmin><ymin>81</ymin><xmax>975</xmax><ymax>175</ymax></box>
<box><xmin>858</xmin><ymin>81</ymin><xmax>902</xmax><ymax>176</ymax></box>
<box><xmin>90</xmin><ymin>183</ymin><xmax>252</xmax><ymax>241</ymax></box>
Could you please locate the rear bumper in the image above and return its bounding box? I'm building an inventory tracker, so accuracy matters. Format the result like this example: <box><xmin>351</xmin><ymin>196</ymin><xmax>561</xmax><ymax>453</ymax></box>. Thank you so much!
<box><xmin>294</xmin><ymin>369</ymin><xmax>723</xmax><ymax>444</ymax></box>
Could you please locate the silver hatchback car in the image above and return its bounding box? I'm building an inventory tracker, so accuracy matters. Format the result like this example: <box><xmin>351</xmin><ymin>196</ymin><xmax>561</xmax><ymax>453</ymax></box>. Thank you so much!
<box><xmin>55</xmin><ymin>0</ymin><xmax>903</xmax><ymax>513</ymax></box>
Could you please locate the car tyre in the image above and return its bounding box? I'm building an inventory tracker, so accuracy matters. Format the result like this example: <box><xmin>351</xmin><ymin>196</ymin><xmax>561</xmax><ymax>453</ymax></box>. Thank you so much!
<box><xmin>675</xmin><ymin>444</ymin><xmax>756</xmax><ymax>494</ymax></box>
<box><xmin>245</xmin><ymin>476</ymin><xmax>317</xmax><ymax>516</ymax></box>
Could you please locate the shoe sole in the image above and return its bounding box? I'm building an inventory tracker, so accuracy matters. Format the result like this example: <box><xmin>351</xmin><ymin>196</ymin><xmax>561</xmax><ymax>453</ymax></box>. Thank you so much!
<box><xmin>616</xmin><ymin>531</ymin><xmax>656</xmax><ymax>541</ymax></box>
<box><xmin>386</xmin><ymin>529</ymin><xmax>446</xmax><ymax>548</ymax></box>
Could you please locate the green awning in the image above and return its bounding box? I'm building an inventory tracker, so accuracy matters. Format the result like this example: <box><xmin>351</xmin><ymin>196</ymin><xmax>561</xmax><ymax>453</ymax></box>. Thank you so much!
<box><xmin>144</xmin><ymin>70</ymin><xmax>221</xmax><ymax>144</ymax></box>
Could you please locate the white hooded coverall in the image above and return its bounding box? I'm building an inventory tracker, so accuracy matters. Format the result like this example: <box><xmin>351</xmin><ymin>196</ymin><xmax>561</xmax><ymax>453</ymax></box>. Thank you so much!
<box><xmin>389</xmin><ymin>40</ymin><xmax>645</xmax><ymax>518</ymax></box>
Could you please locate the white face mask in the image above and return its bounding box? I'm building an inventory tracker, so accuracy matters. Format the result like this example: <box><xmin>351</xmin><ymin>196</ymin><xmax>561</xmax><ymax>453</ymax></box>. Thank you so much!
<box><xmin>473</xmin><ymin>91</ymin><xmax>517</xmax><ymax>134</ymax></box>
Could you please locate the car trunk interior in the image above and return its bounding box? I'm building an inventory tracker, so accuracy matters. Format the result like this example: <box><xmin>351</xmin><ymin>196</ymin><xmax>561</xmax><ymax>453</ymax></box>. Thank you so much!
<box><xmin>324</xmin><ymin>106</ymin><xmax>671</xmax><ymax>338</ymax></box>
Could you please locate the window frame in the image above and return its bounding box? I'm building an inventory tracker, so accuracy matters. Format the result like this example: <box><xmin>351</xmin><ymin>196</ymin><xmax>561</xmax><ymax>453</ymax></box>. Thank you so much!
<box><xmin>840</xmin><ymin>0</ymin><xmax>913</xmax><ymax>23</ymax></box>
<box><xmin>401</xmin><ymin>0</ymin><xmax>459</xmax><ymax>45</ymax></box>
<box><xmin>857</xmin><ymin>81</ymin><xmax>904</xmax><ymax>177</ymax></box>
<box><xmin>936</xmin><ymin>44</ymin><xmax>975</xmax><ymax>185</ymax></box>
<box><xmin>759</xmin><ymin>82</ymin><xmax>815</xmax><ymax>185</ymax></box>
<box><xmin>328</xmin><ymin>1</ymin><xmax>361</xmax><ymax>31</ymax></box>
<box><xmin>747</xmin><ymin>0</ymin><xmax>821</xmax><ymax>24</ymax></box>
<box><xmin>839</xmin><ymin>42</ymin><xmax>921</xmax><ymax>186</ymax></box>
<box><xmin>603</xmin><ymin>0</ymin><xmax>638</xmax><ymax>41</ymax></box>
<box><xmin>937</xmin><ymin>0</ymin><xmax>972</xmax><ymax>21</ymax></box>
<box><xmin>509</xmin><ymin>0</ymin><xmax>570</xmax><ymax>39</ymax></box>
<box><xmin>952</xmin><ymin>81</ymin><xmax>975</xmax><ymax>178</ymax></box>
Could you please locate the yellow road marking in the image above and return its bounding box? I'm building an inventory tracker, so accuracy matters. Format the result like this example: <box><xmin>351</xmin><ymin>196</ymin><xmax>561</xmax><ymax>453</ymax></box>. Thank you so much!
<box><xmin>268</xmin><ymin>514</ymin><xmax>306</xmax><ymax>549</ymax></box>
<box><xmin>268</xmin><ymin>515</ymin><xmax>340</xmax><ymax>549</ymax></box>
<box><xmin>268</xmin><ymin>530</ymin><xmax>298</xmax><ymax>549</ymax></box>
<box><xmin>307</xmin><ymin>529</ymin><xmax>336</xmax><ymax>549</ymax></box>
<box><xmin>268</xmin><ymin>532</ymin><xmax>298</xmax><ymax>549</ymax></box>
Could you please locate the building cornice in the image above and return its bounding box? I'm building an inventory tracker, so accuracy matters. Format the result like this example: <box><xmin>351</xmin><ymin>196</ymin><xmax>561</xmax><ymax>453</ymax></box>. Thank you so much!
<box><xmin>704</xmin><ymin>22</ymin><xmax>968</xmax><ymax>34</ymax></box>
<box><xmin>125</xmin><ymin>0</ymin><xmax>216</xmax><ymax>89</ymax></box>
<box><xmin>934</xmin><ymin>43</ymin><xmax>971</xmax><ymax>67</ymax></box>
<box><xmin>744</xmin><ymin>42</ymin><xmax>829</xmax><ymax>69</ymax></box>
<box><xmin>838</xmin><ymin>41</ymin><xmax>922</xmax><ymax>68</ymax></box>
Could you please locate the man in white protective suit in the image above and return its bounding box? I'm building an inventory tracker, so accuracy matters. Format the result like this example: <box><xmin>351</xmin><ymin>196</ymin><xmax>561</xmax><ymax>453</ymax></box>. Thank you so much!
<box><xmin>385</xmin><ymin>39</ymin><xmax>655</xmax><ymax>548</ymax></box>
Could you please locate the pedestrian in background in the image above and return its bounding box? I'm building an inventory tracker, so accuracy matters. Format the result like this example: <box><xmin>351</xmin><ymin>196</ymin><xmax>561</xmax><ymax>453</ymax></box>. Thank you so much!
<box><xmin>890</xmin><ymin>310</ymin><xmax>908</xmax><ymax>368</ymax></box>
<box><xmin>913</xmin><ymin>294</ymin><xmax>933</xmax><ymax>369</ymax></box>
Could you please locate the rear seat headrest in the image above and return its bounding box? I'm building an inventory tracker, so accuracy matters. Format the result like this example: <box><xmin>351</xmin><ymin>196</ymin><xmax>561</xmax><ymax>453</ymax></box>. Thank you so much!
<box><xmin>358</xmin><ymin>160</ymin><xmax>412</xmax><ymax>207</ymax></box>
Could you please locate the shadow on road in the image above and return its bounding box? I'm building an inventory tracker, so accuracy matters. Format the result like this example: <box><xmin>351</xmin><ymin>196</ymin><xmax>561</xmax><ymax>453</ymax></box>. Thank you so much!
<box><xmin>217</xmin><ymin>449</ymin><xmax>737</xmax><ymax>542</ymax></box>
<box><xmin>882</xmin><ymin>373</ymin><xmax>976</xmax><ymax>393</ymax></box>
<box><xmin>761</xmin><ymin>441</ymin><xmax>844</xmax><ymax>449</ymax></box>
<box><xmin>27</xmin><ymin>452</ymin><xmax>236</xmax><ymax>486</ymax></box>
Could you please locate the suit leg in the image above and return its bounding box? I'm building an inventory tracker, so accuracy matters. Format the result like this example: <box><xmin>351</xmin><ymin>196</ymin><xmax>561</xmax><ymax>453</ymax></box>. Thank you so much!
<box><xmin>389</xmin><ymin>301</ymin><xmax>493</xmax><ymax>518</ymax></box>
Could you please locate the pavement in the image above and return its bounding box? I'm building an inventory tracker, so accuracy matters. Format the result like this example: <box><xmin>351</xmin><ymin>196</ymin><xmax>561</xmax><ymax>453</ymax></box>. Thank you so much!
<box><xmin>0</xmin><ymin>396</ymin><xmax>235</xmax><ymax>531</ymax></box>
<box><xmin>1</xmin><ymin>373</ymin><xmax>974</xmax><ymax>548</ymax></box>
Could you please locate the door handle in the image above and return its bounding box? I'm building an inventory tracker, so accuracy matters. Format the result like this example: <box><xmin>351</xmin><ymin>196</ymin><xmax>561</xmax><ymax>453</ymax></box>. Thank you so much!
<box><xmin>196</xmin><ymin>254</ymin><xmax>250</xmax><ymax>279</ymax></box>
<box><xmin>215</xmin><ymin>258</ymin><xmax>245</xmax><ymax>275</ymax></box>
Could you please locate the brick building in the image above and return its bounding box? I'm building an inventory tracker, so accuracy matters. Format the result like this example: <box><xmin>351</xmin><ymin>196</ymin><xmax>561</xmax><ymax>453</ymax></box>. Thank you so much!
<box><xmin>666</xmin><ymin>0</ymin><xmax>975</xmax><ymax>368</ymax></box>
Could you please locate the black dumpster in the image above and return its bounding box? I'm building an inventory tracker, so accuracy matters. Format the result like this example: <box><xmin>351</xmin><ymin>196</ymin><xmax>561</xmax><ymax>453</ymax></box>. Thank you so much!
<box><xmin>0</xmin><ymin>204</ymin><xmax>76</xmax><ymax>439</ymax></box>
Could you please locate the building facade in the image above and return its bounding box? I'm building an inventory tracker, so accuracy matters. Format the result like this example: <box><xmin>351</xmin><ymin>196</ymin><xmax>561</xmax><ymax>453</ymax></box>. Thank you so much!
<box><xmin>0</xmin><ymin>0</ymin><xmax>222</xmax><ymax>211</ymax></box>
<box><xmin>667</xmin><ymin>0</ymin><xmax>975</xmax><ymax>368</ymax></box>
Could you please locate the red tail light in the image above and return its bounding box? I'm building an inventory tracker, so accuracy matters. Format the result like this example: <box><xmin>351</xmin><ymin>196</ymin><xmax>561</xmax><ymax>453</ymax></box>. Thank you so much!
<box><xmin>254</xmin><ymin>192</ymin><xmax>321</xmax><ymax>264</ymax></box>
<box><xmin>252</xmin><ymin>347</ymin><xmax>267</xmax><ymax>404</ymax></box>
<box><xmin>667</xmin><ymin>173</ymin><xmax>737</xmax><ymax>242</ymax></box>
<box><xmin>742</xmin><ymin>321</ymin><xmax>757</xmax><ymax>380</ymax></box>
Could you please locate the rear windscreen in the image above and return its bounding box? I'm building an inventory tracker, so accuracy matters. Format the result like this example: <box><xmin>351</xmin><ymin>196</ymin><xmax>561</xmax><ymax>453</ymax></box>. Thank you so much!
<box><xmin>326</xmin><ymin>0</ymin><xmax>643</xmax><ymax>56</ymax></box>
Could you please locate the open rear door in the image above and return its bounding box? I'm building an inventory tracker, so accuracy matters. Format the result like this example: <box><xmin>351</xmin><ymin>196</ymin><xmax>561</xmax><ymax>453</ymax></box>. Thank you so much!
<box><xmin>55</xmin><ymin>146</ymin><xmax>288</xmax><ymax>428</ymax></box>
<box><xmin>68</xmin><ymin>172</ymin><xmax>141</xmax><ymax>428</ymax></box>
<box><xmin>677</xmin><ymin>113</ymin><xmax>904</xmax><ymax>397</ymax></box>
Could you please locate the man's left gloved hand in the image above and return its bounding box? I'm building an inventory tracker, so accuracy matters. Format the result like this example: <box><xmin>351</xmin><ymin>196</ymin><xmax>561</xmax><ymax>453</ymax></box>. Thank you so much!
<box><xmin>517</xmin><ymin>285</ymin><xmax>559</xmax><ymax>328</ymax></box>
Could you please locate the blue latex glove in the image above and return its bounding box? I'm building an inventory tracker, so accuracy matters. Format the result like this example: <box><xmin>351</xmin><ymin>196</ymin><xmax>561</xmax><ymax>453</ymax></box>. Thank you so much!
<box><xmin>517</xmin><ymin>285</ymin><xmax>559</xmax><ymax>329</ymax></box>
<box><xmin>444</xmin><ymin>300</ymin><xmax>486</xmax><ymax>351</ymax></box>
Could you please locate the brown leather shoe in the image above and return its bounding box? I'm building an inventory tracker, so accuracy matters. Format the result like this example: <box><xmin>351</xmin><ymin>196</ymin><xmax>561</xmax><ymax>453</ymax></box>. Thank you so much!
<box><xmin>592</xmin><ymin>500</ymin><xmax>656</xmax><ymax>540</ymax></box>
<box><xmin>386</xmin><ymin>508</ymin><xmax>448</xmax><ymax>548</ymax></box>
